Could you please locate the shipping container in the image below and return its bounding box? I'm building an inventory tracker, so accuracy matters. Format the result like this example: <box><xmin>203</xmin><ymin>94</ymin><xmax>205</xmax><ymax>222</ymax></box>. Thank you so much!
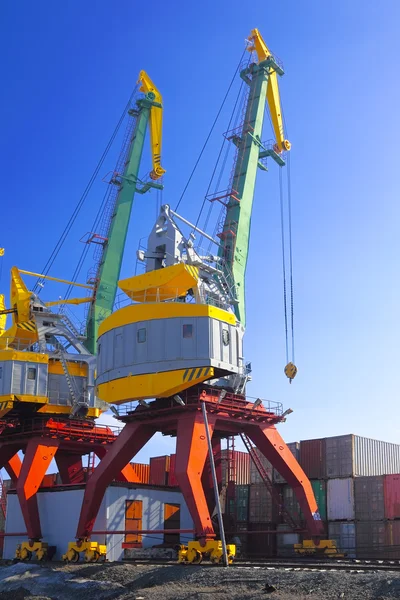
<box><xmin>385</xmin><ymin>521</ymin><xmax>400</xmax><ymax>559</ymax></box>
<box><xmin>327</xmin><ymin>478</ymin><xmax>354</xmax><ymax>520</ymax></box>
<box><xmin>247</xmin><ymin>523</ymin><xmax>276</xmax><ymax>558</ymax></box>
<box><xmin>221</xmin><ymin>450</ymin><xmax>250</xmax><ymax>485</ymax></box>
<box><xmin>282</xmin><ymin>485</ymin><xmax>301</xmax><ymax>521</ymax></box>
<box><xmin>328</xmin><ymin>521</ymin><xmax>356</xmax><ymax>557</ymax></box>
<box><xmin>326</xmin><ymin>434</ymin><xmax>400</xmax><ymax>478</ymax></box>
<box><xmin>168</xmin><ymin>455</ymin><xmax>178</xmax><ymax>487</ymax></box>
<box><xmin>356</xmin><ymin>521</ymin><xmax>386</xmax><ymax>559</ymax></box>
<box><xmin>273</xmin><ymin>442</ymin><xmax>300</xmax><ymax>484</ymax></box>
<box><xmin>226</xmin><ymin>484</ymin><xmax>250</xmax><ymax>522</ymax></box>
<box><xmin>249</xmin><ymin>484</ymin><xmax>274</xmax><ymax>522</ymax></box>
<box><xmin>41</xmin><ymin>473</ymin><xmax>57</xmax><ymax>488</ymax></box>
<box><xmin>300</xmin><ymin>438</ymin><xmax>326</xmax><ymax>479</ymax></box>
<box><xmin>149</xmin><ymin>456</ymin><xmax>170</xmax><ymax>486</ymax></box>
<box><xmin>384</xmin><ymin>474</ymin><xmax>400</xmax><ymax>519</ymax></box>
<box><xmin>276</xmin><ymin>523</ymin><xmax>300</xmax><ymax>557</ymax></box>
<box><xmin>311</xmin><ymin>480</ymin><xmax>327</xmax><ymax>521</ymax></box>
<box><xmin>131</xmin><ymin>463</ymin><xmax>150</xmax><ymax>485</ymax></box>
<box><xmin>354</xmin><ymin>476</ymin><xmax>384</xmax><ymax>521</ymax></box>
<box><xmin>250</xmin><ymin>448</ymin><xmax>273</xmax><ymax>484</ymax></box>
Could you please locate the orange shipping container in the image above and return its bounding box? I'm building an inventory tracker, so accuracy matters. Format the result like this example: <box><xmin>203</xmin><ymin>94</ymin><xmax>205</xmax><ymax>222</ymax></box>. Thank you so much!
<box><xmin>168</xmin><ymin>454</ymin><xmax>179</xmax><ymax>487</ymax></box>
<box><xmin>131</xmin><ymin>463</ymin><xmax>150</xmax><ymax>484</ymax></box>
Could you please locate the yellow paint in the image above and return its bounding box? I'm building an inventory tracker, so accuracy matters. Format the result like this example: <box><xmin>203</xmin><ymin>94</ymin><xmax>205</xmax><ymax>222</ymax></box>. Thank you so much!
<box><xmin>0</xmin><ymin>294</ymin><xmax>6</xmax><ymax>332</ymax></box>
<box><xmin>63</xmin><ymin>540</ymin><xmax>106</xmax><ymax>563</ymax></box>
<box><xmin>247</xmin><ymin>29</ymin><xmax>290</xmax><ymax>153</ymax></box>
<box><xmin>178</xmin><ymin>540</ymin><xmax>236</xmax><ymax>564</ymax></box>
<box><xmin>0</xmin><ymin>349</ymin><xmax>48</xmax><ymax>363</ymax></box>
<box><xmin>0</xmin><ymin>394</ymin><xmax>48</xmax><ymax>404</ymax></box>
<box><xmin>138</xmin><ymin>70</ymin><xmax>166</xmax><ymax>180</ymax></box>
<box><xmin>119</xmin><ymin>263</ymin><xmax>199</xmax><ymax>302</ymax></box>
<box><xmin>48</xmin><ymin>359</ymin><xmax>88</xmax><ymax>377</ymax></box>
<box><xmin>45</xmin><ymin>296</ymin><xmax>93</xmax><ymax>307</ymax></box>
<box><xmin>99</xmin><ymin>302</ymin><xmax>236</xmax><ymax>337</ymax></box>
<box><xmin>0</xmin><ymin>401</ymin><xmax>14</xmax><ymax>418</ymax></box>
<box><xmin>0</xmin><ymin>267</ymin><xmax>38</xmax><ymax>347</ymax></box>
<box><xmin>19</xmin><ymin>269</ymin><xmax>94</xmax><ymax>290</ymax></box>
<box><xmin>37</xmin><ymin>404</ymin><xmax>101</xmax><ymax>418</ymax></box>
<box><xmin>97</xmin><ymin>366</ymin><xmax>215</xmax><ymax>403</ymax></box>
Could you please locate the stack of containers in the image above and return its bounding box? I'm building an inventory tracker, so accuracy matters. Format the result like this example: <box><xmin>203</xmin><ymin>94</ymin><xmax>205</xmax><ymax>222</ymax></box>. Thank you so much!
<box><xmin>300</xmin><ymin>434</ymin><xmax>400</xmax><ymax>559</ymax></box>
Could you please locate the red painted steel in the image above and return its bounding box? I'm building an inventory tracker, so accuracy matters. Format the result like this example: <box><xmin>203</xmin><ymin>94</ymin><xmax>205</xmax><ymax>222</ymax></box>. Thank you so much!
<box><xmin>149</xmin><ymin>455</ymin><xmax>170</xmax><ymax>486</ymax></box>
<box><xmin>384</xmin><ymin>474</ymin><xmax>400</xmax><ymax>519</ymax></box>
<box><xmin>300</xmin><ymin>439</ymin><xmax>326</xmax><ymax>479</ymax></box>
<box><xmin>201</xmin><ymin>437</ymin><xmax>222</xmax><ymax>517</ymax></box>
<box><xmin>73</xmin><ymin>388</ymin><xmax>324</xmax><ymax>544</ymax></box>
<box><xmin>55</xmin><ymin>453</ymin><xmax>85</xmax><ymax>485</ymax></box>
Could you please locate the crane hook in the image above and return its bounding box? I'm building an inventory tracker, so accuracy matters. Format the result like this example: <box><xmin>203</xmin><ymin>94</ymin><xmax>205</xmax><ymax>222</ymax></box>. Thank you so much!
<box><xmin>284</xmin><ymin>362</ymin><xmax>297</xmax><ymax>383</ymax></box>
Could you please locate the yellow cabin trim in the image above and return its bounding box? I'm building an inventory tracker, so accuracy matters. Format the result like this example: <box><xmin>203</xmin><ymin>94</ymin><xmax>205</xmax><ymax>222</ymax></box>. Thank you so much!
<box><xmin>48</xmin><ymin>360</ymin><xmax>88</xmax><ymax>377</ymax></box>
<box><xmin>99</xmin><ymin>302</ymin><xmax>236</xmax><ymax>337</ymax></box>
<box><xmin>119</xmin><ymin>263</ymin><xmax>199</xmax><ymax>303</ymax></box>
<box><xmin>0</xmin><ymin>350</ymin><xmax>48</xmax><ymax>364</ymax></box>
<box><xmin>97</xmin><ymin>366</ymin><xmax>215</xmax><ymax>403</ymax></box>
<box><xmin>0</xmin><ymin>394</ymin><xmax>48</xmax><ymax>405</ymax></box>
<box><xmin>37</xmin><ymin>405</ymin><xmax>101</xmax><ymax>418</ymax></box>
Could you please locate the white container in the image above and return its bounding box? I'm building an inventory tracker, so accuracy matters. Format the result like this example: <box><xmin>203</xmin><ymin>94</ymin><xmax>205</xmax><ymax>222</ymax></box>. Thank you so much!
<box><xmin>250</xmin><ymin>448</ymin><xmax>273</xmax><ymax>484</ymax></box>
<box><xmin>327</xmin><ymin>478</ymin><xmax>355</xmax><ymax>520</ymax></box>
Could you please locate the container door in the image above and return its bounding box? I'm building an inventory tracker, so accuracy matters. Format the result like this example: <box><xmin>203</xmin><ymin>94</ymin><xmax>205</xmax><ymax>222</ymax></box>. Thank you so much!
<box><xmin>125</xmin><ymin>500</ymin><xmax>143</xmax><ymax>546</ymax></box>
<box><xmin>163</xmin><ymin>503</ymin><xmax>180</xmax><ymax>545</ymax></box>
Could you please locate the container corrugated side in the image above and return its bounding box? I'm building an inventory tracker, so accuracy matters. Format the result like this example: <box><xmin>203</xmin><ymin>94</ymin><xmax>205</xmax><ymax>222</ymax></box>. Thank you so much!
<box><xmin>311</xmin><ymin>480</ymin><xmax>327</xmax><ymax>521</ymax></box>
<box><xmin>167</xmin><ymin>455</ymin><xmax>178</xmax><ymax>487</ymax></box>
<box><xmin>283</xmin><ymin>481</ymin><xmax>326</xmax><ymax>521</ymax></box>
<box><xmin>221</xmin><ymin>450</ymin><xmax>250</xmax><ymax>485</ymax></box>
<box><xmin>300</xmin><ymin>439</ymin><xmax>326</xmax><ymax>479</ymax></box>
<box><xmin>385</xmin><ymin>521</ymin><xmax>400</xmax><ymax>559</ymax></box>
<box><xmin>276</xmin><ymin>523</ymin><xmax>300</xmax><ymax>557</ymax></box>
<box><xmin>149</xmin><ymin>456</ymin><xmax>170</xmax><ymax>486</ymax></box>
<box><xmin>327</xmin><ymin>478</ymin><xmax>354</xmax><ymax>520</ymax></box>
<box><xmin>249</xmin><ymin>484</ymin><xmax>274</xmax><ymax>522</ymax></box>
<box><xmin>273</xmin><ymin>442</ymin><xmax>300</xmax><ymax>484</ymax></box>
<box><xmin>356</xmin><ymin>521</ymin><xmax>386</xmax><ymax>559</ymax></box>
<box><xmin>226</xmin><ymin>485</ymin><xmax>249</xmax><ymax>522</ymax></box>
<box><xmin>250</xmin><ymin>448</ymin><xmax>273</xmax><ymax>484</ymax></box>
<box><xmin>384</xmin><ymin>474</ymin><xmax>400</xmax><ymax>519</ymax></box>
<box><xmin>354</xmin><ymin>476</ymin><xmax>384</xmax><ymax>521</ymax></box>
<box><xmin>325</xmin><ymin>434</ymin><xmax>354</xmax><ymax>478</ymax></box>
<box><xmin>282</xmin><ymin>485</ymin><xmax>301</xmax><ymax>521</ymax></box>
<box><xmin>131</xmin><ymin>463</ymin><xmax>150</xmax><ymax>485</ymax></box>
<box><xmin>354</xmin><ymin>436</ymin><xmax>400</xmax><ymax>476</ymax></box>
<box><xmin>328</xmin><ymin>521</ymin><xmax>356</xmax><ymax>557</ymax></box>
<box><xmin>247</xmin><ymin>523</ymin><xmax>276</xmax><ymax>558</ymax></box>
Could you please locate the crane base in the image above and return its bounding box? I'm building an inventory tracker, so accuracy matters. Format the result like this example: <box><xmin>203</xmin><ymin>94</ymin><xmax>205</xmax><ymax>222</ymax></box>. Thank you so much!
<box><xmin>294</xmin><ymin>539</ymin><xmax>344</xmax><ymax>557</ymax></box>
<box><xmin>177</xmin><ymin>540</ymin><xmax>236</xmax><ymax>564</ymax></box>
<box><xmin>63</xmin><ymin>541</ymin><xmax>106</xmax><ymax>563</ymax></box>
<box><xmin>15</xmin><ymin>541</ymin><xmax>50</xmax><ymax>561</ymax></box>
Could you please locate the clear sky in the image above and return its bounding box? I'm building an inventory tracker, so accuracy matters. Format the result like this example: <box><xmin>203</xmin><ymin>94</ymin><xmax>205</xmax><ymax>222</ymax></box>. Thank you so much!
<box><xmin>2</xmin><ymin>1</ymin><xmax>400</xmax><ymax>466</ymax></box>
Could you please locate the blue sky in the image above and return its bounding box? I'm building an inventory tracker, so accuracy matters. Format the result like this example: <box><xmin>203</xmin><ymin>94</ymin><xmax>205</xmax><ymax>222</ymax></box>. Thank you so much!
<box><xmin>2</xmin><ymin>1</ymin><xmax>400</xmax><ymax>466</ymax></box>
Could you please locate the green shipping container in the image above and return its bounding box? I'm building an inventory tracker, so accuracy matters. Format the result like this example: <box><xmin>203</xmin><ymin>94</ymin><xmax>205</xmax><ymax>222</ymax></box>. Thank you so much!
<box><xmin>311</xmin><ymin>480</ymin><xmax>327</xmax><ymax>521</ymax></box>
<box><xmin>227</xmin><ymin>485</ymin><xmax>249</xmax><ymax>522</ymax></box>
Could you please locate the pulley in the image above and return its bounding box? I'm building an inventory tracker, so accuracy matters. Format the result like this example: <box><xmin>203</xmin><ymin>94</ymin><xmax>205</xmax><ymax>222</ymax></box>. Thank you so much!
<box><xmin>284</xmin><ymin>362</ymin><xmax>297</xmax><ymax>383</ymax></box>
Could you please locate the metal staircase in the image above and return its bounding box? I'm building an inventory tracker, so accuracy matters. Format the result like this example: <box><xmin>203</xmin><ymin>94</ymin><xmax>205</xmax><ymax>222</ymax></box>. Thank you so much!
<box><xmin>240</xmin><ymin>433</ymin><xmax>299</xmax><ymax>530</ymax></box>
<box><xmin>57</xmin><ymin>349</ymin><xmax>81</xmax><ymax>407</ymax></box>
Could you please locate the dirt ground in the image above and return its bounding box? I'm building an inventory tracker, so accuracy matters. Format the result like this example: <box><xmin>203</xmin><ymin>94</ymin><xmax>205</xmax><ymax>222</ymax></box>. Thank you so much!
<box><xmin>0</xmin><ymin>561</ymin><xmax>399</xmax><ymax>600</ymax></box>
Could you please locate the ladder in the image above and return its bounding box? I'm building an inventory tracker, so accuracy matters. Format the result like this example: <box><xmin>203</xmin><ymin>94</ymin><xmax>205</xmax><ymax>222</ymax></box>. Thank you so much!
<box><xmin>57</xmin><ymin>349</ymin><xmax>81</xmax><ymax>406</ymax></box>
<box><xmin>0</xmin><ymin>471</ymin><xmax>7</xmax><ymax>521</ymax></box>
<box><xmin>240</xmin><ymin>433</ymin><xmax>299</xmax><ymax>530</ymax></box>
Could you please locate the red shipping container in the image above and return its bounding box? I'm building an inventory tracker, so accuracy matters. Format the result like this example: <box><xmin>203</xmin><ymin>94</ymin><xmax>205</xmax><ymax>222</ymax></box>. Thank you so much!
<box><xmin>168</xmin><ymin>454</ymin><xmax>179</xmax><ymax>487</ymax></box>
<box><xmin>385</xmin><ymin>521</ymin><xmax>400</xmax><ymax>559</ymax></box>
<box><xmin>131</xmin><ymin>463</ymin><xmax>150</xmax><ymax>484</ymax></box>
<box><xmin>300</xmin><ymin>439</ymin><xmax>326</xmax><ymax>479</ymax></box>
<box><xmin>384</xmin><ymin>474</ymin><xmax>400</xmax><ymax>519</ymax></box>
<box><xmin>149</xmin><ymin>455</ymin><xmax>170</xmax><ymax>486</ymax></box>
<box><xmin>41</xmin><ymin>474</ymin><xmax>57</xmax><ymax>488</ymax></box>
<box><xmin>221</xmin><ymin>450</ymin><xmax>250</xmax><ymax>485</ymax></box>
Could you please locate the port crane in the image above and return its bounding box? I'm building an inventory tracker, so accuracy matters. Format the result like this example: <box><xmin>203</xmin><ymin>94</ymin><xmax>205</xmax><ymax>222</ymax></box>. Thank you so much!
<box><xmin>0</xmin><ymin>70</ymin><xmax>165</xmax><ymax>560</ymax></box>
<box><xmin>63</xmin><ymin>29</ymin><xmax>334</xmax><ymax>564</ymax></box>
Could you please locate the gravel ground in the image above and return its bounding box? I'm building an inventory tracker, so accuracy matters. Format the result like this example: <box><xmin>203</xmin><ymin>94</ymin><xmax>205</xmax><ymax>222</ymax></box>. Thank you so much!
<box><xmin>0</xmin><ymin>561</ymin><xmax>399</xmax><ymax>600</ymax></box>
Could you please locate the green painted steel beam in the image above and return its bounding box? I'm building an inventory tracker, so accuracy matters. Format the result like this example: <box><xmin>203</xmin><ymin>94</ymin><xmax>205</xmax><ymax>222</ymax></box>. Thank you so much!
<box><xmin>218</xmin><ymin>61</ymin><xmax>270</xmax><ymax>327</ymax></box>
<box><xmin>85</xmin><ymin>96</ymin><xmax>154</xmax><ymax>353</ymax></box>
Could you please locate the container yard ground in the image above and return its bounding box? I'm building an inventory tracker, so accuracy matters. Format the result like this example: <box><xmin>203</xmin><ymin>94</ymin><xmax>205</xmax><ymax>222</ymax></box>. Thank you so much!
<box><xmin>0</xmin><ymin>562</ymin><xmax>400</xmax><ymax>600</ymax></box>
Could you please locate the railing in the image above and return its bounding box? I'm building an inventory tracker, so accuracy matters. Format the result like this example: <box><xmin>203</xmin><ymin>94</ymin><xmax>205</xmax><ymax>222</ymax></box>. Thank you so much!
<box><xmin>2</xmin><ymin>417</ymin><xmax>122</xmax><ymax>441</ymax></box>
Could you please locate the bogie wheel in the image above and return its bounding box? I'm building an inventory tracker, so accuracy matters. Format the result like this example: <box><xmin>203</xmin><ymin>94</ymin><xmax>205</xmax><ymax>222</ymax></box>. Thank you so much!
<box><xmin>210</xmin><ymin>554</ymin><xmax>221</xmax><ymax>565</ymax></box>
<box><xmin>20</xmin><ymin>548</ymin><xmax>32</xmax><ymax>561</ymax></box>
<box><xmin>36</xmin><ymin>549</ymin><xmax>48</xmax><ymax>562</ymax></box>
<box><xmin>70</xmin><ymin>549</ymin><xmax>80</xmax><ymax>563</ymax></box>
<box><xmin>191</xmin><ymin>550</ymin><xmax>203</xmax><ymax>564</ymax></box>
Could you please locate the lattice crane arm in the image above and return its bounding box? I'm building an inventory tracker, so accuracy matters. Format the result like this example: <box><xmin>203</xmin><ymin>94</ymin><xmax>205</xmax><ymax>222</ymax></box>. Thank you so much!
<box><xmin>137</xmin><ymin>70</ymin><xmax>166</xmax><ymax>180</ymax></box>
<box><xmin>247</xmin><ymin>29</ymin><xmax>291</xmax><ymax>153</ymax></box>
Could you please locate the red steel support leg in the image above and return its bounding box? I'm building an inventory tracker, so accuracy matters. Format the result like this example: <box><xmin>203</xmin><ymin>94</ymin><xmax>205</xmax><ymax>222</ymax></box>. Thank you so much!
<box><xmin>55</xmin><ymin>452</ymin><xmax>85</xmax><ymax>484</ymax></box>
<box><xmin>5</xmin><ymin>453</ymin><xmax>22</xmax><ymax>482</ymax></box>
<box><xmin>16</xmin><ymin>439</ymin><xmax>60</xmax><ymax>540</ymax></box>
<box><xmin>246</xmin><ymin>423</ymin><xmax>325</xmax><ymax>538</ymax></box>
<box><xmin>76</xmin><ymin>422</ymin><xmax>155</xmax><ymax>540</ymax></box>
<box><xmin>174</xmin><ymin>411</ymin><xmax>216</xmax><ymax>543</ymax></box>
<box><xmin>94</xmin><ymin>446</ymin><xmax>141</xmax><ymax>484</ymax></box>
<box><xmin>201</xmin><ymin>436</ymin><xmax>222</xmax><ymax>517</ymax></box>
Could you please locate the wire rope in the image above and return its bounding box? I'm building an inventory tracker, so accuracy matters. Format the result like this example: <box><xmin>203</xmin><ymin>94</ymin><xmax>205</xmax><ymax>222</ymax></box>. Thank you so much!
<box><xmin>279</xmin><ymin>167</ymin><xmax>289</xmax><ymax>365</ymax></box>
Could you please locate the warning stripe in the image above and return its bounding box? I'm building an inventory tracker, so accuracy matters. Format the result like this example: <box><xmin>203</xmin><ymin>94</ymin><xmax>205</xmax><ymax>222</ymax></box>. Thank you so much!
<box><xmin>18</xmin><ymin>320</ymin><xmax>36</xmax><ymax>332</ymax></box>
<box><xmin>183</xmin><ymin>366</ymin><xmax>211</xmax><ymax>382</ymax></box>
<box><xmin>185</xmin><ymin>265</ymin><xmax>199</xmax><ymax>280</ymax></box>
